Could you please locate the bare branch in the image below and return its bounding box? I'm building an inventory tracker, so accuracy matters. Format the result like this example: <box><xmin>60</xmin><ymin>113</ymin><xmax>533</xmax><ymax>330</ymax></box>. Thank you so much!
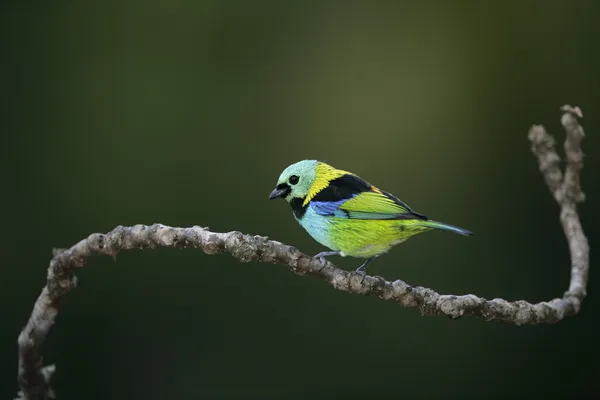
<box><xmin>561</xmin><ymin>105</ymin><xmax>585</xmax><ymax>203</ymax></box>
<box><xmin>16</xmin><ymin>106</ymin><xmax>590</xmax><ymax>399</ymax></box>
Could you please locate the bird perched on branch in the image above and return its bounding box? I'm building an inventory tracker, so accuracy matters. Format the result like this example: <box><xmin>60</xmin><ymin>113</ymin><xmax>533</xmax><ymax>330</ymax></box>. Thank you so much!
<box><xmin>269</xmin><ymin>160</ymin><xmax>473</xmax><ymax>275</ymax></box>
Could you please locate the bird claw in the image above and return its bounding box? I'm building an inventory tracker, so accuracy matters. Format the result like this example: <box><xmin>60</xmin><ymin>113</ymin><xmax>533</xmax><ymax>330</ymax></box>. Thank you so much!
<box><xmin>355</xmin><ymin>268</ymin><xmax>367</xmax><ymax>283</ymax></box>
<box><xmin>313</xmin><ymin>251</ymin><xmax>340</xmax><ymax>269</ymax></box>
<box><xmin>313</xmin><ymin>253</ymin><xmax>323</xmax><ymax>261</ymax></box>
<box><xmin>354</xmin><ymin>256</ymin><xmax>375</xmax><ymax>278</ymax></box>
<box><xmin>314</xmin><ymin>255</ymin><xmax>328</xmax><ymax>270</ymax></box>
<box><xmin>352</xmin><ymin>268</ymin><xmax>367</xmax><ymax>284</ymax></box>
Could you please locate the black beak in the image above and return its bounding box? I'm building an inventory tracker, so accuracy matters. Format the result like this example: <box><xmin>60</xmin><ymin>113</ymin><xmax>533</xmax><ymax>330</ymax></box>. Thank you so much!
<box><xmin>269</xmin><ymin>184</ymin><xmax>290</xmax><ymax>200</ymax></box>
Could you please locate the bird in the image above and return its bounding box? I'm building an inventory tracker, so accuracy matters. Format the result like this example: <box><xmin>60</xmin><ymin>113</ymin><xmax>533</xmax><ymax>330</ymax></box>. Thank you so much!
<box><xmin>268</xmin><ymin>160</ymin><xmax>473</xmax><ymax>275</ymax></box>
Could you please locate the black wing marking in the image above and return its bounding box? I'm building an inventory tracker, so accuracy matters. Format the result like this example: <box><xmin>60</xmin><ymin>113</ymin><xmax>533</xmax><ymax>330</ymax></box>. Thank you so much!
<box><xmin>311</xmin><ymin>174</ymin><xmax>371</xmax><ymax>202</ymax></box>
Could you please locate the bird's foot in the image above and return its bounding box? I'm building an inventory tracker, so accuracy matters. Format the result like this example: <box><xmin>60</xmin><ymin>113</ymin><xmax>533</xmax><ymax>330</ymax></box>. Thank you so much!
<box><xmin>355</xmin><ymin>265</ymin><xmax>368</xmax><ymax>277</ymax></box>
<box><xmin>353</xmin><ymin>271</ymin><xmax>367</xmax><ymax>284</ymax></box>
<box><xmin>313</xmin><ymin>251</ymin><xmax>341</xmax><ymax>268</ymax></box>
<box><xmin>354</xmin><ymin>256</ymin><xmax>376</xmax><ymax>278</ymax></box>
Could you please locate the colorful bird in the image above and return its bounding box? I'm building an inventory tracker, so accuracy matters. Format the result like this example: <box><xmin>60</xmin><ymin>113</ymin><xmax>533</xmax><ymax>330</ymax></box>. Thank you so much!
<box><xmin>269</xmin><ymin>160</ymin><xmax>473</xmax><ymax>274</ymax></box>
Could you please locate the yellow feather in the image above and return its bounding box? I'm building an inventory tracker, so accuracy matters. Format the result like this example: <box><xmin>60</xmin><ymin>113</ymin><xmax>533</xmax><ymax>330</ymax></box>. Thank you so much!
<box><xmin>303</xmin><ymin>163</ymin><xmax>351</xmax><ymax>206</ymax></box>
<box><xmin>328</xmin><ymin>219</ymin><xmax>429</xmax><ymax>258</ymax></box>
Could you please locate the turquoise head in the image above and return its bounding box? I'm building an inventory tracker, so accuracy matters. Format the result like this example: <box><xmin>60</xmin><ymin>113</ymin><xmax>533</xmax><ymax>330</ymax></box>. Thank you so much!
<box><xmin>268</xmin><ymin>160</ymin><xmax>318</xmax><ymax>203</ymax></box>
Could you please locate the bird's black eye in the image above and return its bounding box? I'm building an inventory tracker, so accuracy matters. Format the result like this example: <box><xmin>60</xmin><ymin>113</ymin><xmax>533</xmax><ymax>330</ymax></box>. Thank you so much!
<box><xmin>289</xmin><ymin>175</ymin><xmax>299</xmax><ymax>185</ymax></box>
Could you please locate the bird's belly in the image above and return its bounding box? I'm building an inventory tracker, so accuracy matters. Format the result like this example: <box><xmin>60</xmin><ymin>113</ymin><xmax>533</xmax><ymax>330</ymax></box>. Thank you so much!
<box><xmin>329</xmin><ymin>219</ymin><xmax>407</xmax><ymax>258</ymax></box>
<box><xmin>298</xmin><ymin>209</ymin><xmax>414</xmax><ymax>258</ymax></box>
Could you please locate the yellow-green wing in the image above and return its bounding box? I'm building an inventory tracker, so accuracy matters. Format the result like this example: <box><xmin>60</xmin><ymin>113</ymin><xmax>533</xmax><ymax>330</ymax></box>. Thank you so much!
<box><xmin>338</xmin><ymin>190</ymin><xmax>426</xmax><ymax>220</ymax></box>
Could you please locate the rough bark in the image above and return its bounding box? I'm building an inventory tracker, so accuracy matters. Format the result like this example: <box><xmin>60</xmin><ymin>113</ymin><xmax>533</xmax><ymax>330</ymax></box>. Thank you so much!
<box><xmin>16</xmin><ymin>105</ymin><xmax>589</xmax><ymax>399</ymax></box>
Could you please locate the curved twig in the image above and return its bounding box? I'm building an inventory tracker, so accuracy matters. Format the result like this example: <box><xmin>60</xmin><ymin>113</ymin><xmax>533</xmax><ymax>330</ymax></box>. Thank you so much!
<box><xmin>16</xmin><ymin>106</ymin><xmax>589</xmax><ymax>399</ymax></box>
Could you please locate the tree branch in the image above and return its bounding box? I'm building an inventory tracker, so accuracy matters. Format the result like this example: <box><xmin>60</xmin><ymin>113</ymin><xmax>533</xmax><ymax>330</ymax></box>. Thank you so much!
<box><xmin>16</xmin><ymin>106</ymin><xmax>589</xmax><ymax>399</ymax></box>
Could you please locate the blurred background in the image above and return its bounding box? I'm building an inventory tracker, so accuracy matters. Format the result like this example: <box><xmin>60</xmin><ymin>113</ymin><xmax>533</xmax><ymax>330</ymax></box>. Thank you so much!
<box><xmin>2</xmin><ymin>1</ymin><xmax>599</xmax><ymax>399</ymax></box>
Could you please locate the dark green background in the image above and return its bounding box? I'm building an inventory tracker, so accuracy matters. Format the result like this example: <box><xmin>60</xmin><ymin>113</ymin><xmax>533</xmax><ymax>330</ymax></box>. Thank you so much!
<box><xmin>2</xmin><ymin>1</ymin><xmax>599</xmax><ymax>399</ymax></box>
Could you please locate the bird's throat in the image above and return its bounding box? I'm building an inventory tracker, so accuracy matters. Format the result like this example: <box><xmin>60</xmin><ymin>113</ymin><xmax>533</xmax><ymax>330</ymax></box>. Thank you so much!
<box><xmin>290</xmin><ymin>197</ymin><xmax>308</xmax><ymax>219</ymax></box>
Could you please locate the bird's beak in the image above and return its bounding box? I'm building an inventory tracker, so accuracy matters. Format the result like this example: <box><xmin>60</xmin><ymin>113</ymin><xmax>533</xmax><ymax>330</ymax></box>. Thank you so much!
<box><xmin>269</xmin><ymin>185</ymin><xmax>290</xmax><ymax>200</ymax></box>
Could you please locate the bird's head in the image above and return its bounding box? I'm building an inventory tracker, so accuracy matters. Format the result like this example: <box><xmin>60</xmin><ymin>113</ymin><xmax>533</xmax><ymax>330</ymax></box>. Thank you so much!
<box><xmin>269</xmin><ymin>160</ymin><xmax>318</xmax><ymax>203</ymax></box>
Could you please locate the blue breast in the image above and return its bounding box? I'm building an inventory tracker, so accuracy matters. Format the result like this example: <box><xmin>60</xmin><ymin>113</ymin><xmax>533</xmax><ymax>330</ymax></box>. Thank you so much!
<box><xmin>295</xmin><ymin>204</ymin><xmax>336</xmax><ymax>250</ymax></box>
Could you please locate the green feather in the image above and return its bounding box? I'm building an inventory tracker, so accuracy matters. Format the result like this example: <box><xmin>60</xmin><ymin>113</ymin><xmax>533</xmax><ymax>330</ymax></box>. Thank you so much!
<box><xmin>415</xmin><ymin>220</ymin><xmax>473</xmax><ymax>236</ymax></box>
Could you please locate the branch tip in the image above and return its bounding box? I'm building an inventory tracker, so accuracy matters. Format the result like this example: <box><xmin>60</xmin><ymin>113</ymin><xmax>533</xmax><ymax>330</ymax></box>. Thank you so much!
<box><xmin>560</xmin><ymin>104</ymin><xmax>584</xmax><ymax>118</ymax></box>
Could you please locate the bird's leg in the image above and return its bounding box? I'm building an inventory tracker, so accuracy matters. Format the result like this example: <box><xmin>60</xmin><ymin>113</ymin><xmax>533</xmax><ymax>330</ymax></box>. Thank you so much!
<box><xmin>355</xmin><ymin>256</ymin><xmax>376</xmax><ymax>276</ymax></box>
<box><xmin>313</xmin><ymin>251</ymin><xmax>341</xmax><ymax>267</ymax></box>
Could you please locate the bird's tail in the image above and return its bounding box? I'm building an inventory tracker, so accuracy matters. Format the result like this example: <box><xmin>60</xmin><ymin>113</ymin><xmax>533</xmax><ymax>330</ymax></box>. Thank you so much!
<box><xmin>416</xmin><ymin>220</ymin><xmax>474</xmax><ymax>236</ymax></box>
